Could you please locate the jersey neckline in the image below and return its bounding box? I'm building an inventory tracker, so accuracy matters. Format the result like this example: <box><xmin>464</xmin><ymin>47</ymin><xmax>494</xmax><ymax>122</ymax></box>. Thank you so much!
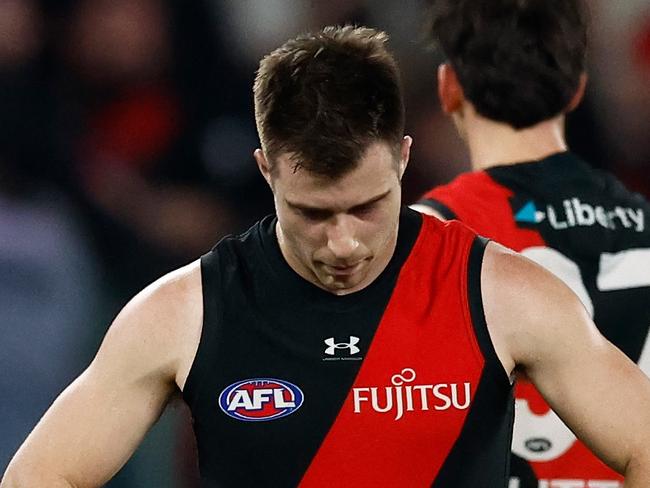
<box><xmin>255</xmin><ymin>206</ymin><xmax>423</xmax><ymax>312</ymax></box>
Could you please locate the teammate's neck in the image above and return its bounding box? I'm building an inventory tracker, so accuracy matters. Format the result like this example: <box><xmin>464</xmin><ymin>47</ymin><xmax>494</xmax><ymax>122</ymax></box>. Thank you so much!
<box><xmin>461</xmin><ymin>110</ymin><xmax>568</xmax><ymax>171</ymax></box>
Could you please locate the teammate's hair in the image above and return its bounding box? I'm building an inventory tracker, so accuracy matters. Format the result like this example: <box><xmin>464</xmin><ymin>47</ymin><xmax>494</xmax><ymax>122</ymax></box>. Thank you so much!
<box><xmin>253</xmin><ymin>25</ymin><xmax>405</xmax><ymax>178</ymax></box>
<box><xmin>427</xmin><ymin>0</ymin><xmax>588</xmax><ymax>129</ymax></box>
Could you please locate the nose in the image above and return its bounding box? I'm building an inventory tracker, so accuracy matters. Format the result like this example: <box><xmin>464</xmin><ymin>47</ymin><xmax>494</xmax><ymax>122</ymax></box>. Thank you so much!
<box><xmin>326</xmin><ymin>216</ymin><xmax>360</xmax><ymax>260</ymax></box>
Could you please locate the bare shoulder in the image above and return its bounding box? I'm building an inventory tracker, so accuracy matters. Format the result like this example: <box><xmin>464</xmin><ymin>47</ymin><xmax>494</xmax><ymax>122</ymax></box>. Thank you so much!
<box><xmin>97</xmin><ymin>259</ymin><xmax>203</xmax><ymax>391</ymax></box>
<box><xmin>481</xmin><ymin>240</ymin><xmax>578</xmax><ymax>305</ymax></box>
<box><xmin>480</xmin><ymin>241</ymin><xmax>603</xmax><ymax>376</ymax></box>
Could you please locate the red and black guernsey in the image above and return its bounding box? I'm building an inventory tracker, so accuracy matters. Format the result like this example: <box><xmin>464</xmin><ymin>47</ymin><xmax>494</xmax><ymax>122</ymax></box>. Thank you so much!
<box><xmin>182</xmin><ymin>207</ymin><xmax>514</xmax><ymax>487</ymax></box>
<box><xmin>418</xmin><ymin>151</ymin><xmax>650</xmax><ymax>487</ymax></box>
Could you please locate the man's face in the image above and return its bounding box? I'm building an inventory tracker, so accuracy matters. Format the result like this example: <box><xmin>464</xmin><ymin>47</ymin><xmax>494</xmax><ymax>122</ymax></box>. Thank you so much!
<box><xmin>257</xmin><ymin>138</ymin><xmax>410</xmax><ymax>295</ymax></box>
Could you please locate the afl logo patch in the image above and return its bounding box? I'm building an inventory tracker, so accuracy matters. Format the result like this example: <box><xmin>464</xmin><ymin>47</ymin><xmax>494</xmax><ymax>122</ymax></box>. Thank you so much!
<box><xmin>218</xmin><ymin>378</ymin><xmax>304</xmax><ymax>422</ymax></box>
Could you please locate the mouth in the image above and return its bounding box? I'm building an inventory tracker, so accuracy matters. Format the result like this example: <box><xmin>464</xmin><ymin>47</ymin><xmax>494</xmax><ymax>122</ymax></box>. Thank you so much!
<box><xmin>322</xmin><ymin>259</ymin><xmax>368</xmax><ymax>277</ymax></box>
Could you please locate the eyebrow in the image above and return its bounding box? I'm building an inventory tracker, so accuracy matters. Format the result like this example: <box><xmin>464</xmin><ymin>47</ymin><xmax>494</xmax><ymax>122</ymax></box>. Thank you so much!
<box><xmin>285</xmin><ymin>189</ymin><xmax>391</xmax><ymax>214</ymax></box>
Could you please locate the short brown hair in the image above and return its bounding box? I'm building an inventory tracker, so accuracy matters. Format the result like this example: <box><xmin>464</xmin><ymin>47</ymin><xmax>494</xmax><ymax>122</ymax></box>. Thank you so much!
<box><xmin>253</xmin><ymin>25</ymin><xmax>405</xmax><ymax>179</ymax></box>
<box><xmin>428</xmin><ymin>0</ymin><xmax>588</xmax><ymax>129</ymax></box>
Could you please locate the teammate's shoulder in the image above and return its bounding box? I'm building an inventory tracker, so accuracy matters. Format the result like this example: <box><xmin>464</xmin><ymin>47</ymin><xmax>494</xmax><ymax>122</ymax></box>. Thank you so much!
<box><xmin>608</xmin><ymin>176</ymin><xmax>650</xmax><ymax>208</ymax></box>
<box><xmin>423</xmin><ymin>170</ymin><xmax>489</xmax><ymax>198</ymax></box>
<box><xmin>417</xmin><ymin>170</ymin><xmax>493</xmax><ymax>220</ymax></box>
<box><xmin>579</xmin><ymin>161</ymin><xmax>650</xmax><ymax>206</ymax></box>
<box><xmin>418</xmin><ymin>209</ymin><xmax>480</xmax><ymax>244</ymax></box>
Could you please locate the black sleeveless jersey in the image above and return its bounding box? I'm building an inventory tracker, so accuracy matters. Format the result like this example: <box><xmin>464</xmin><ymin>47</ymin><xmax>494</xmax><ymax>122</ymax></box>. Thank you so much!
<box><xmin>182</xmin><ymin>207</ymin><xmax>514</xmax><ymax>487</ymax></box>
<box><xmin>418</xmin><ymin>151</ymin><xmax>650</xmax><ymax>486</ymax></box>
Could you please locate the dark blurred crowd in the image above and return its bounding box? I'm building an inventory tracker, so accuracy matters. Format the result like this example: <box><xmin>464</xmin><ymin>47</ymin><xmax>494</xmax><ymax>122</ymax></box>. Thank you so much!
<box><xmin>1</xmin><ymin>1</ymin><xmax>649</xmax><ymax>486</ymax></box>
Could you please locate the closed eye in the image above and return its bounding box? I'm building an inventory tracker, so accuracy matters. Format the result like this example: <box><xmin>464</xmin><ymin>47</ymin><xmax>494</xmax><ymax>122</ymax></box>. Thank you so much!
<box><xmin>286</xmin><ymin>189</ymin><xmax>389</xmax><ymax>221</ymax></box>
<box><xmin>350</xmin><ymin>202</ymin><xmax>376</xmax><ymax>217</ymax></box>
<box><xmin>297</xmin><ymin>208</ymin><xmax>332</xmax><ymax>221</ymax></box>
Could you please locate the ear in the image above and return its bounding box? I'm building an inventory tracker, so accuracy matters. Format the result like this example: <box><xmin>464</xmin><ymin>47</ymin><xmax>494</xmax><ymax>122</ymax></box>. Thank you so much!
<box><xmin>438</xmin><ymin>63</ymin><xmax>465</xmax><ymax>114</ymax></box>
<box><xmin>566</xmin><ymin>72</ymin><xmax>588</xmax><ymax>113</ymax></box>
<box><xmin>254</xmin><ymin>149</ymin><xmax>273</xmax><ymax>187</ymax></box>
<box><xmin>398</xmin><ymin>136</ymin><xmax>412</xmax><ymax>180</ymax></box>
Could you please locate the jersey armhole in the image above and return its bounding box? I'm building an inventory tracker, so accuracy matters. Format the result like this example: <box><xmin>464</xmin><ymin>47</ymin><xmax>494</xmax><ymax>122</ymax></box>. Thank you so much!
<box><xmin>182</xmin><ymin>251</ymin><xmax>220</xmax><ymax>408</ymax></box>
<box><xmin>467</xmin><ymin>237</ymin><xmax>513</xmax><ymax>386</ymax></box>
<box><xmin>416</xmin><ymin>198</ymin><xmax>458</xmax><ymax>220</ymax></box>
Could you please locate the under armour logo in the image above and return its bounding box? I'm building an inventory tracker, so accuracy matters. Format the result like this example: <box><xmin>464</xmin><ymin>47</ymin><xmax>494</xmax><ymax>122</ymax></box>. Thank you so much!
<box><xmin>324</xmin><ymin>336</ymin><xmax>360</xmax><ymax>356</ymax></box>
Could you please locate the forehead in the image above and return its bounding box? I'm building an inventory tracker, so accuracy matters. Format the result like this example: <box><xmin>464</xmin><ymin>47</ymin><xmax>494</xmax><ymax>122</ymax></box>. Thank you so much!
<box><xmin>274</xmin><ymin>142</ymin><xmax>398</xmax><ymax>210</ymax></box>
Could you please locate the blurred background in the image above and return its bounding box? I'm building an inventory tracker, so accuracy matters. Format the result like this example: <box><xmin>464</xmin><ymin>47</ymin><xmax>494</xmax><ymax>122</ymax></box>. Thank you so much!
<box><xmin>1</xmin><ymin>0</ymin><xmax>649</xmax><ymax>486</ymax></box>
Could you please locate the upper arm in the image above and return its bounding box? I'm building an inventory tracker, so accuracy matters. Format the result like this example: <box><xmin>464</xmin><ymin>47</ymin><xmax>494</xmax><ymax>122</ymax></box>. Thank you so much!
<box><xmin>481</xmin><ymin>243</ymin><xmax>650</xmax><ymax>474</ymax></box>
<box><xmin>3</xmin><ymin>261</ymin><xmax>203</xmax><ymax>488</ymax></box>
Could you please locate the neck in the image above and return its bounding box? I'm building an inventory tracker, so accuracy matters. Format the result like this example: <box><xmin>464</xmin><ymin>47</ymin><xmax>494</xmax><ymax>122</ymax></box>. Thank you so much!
<box><xmin>462</xmin><ymin>109</ymin><xmax>568</xmax><ymax>171</ymax></box>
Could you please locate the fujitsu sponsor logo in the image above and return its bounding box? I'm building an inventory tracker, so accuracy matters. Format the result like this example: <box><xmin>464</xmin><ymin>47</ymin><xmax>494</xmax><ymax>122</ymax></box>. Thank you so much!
<box><xmin>352</xmin><ymin>368</ymin><xmax>472</xmax><ymax>421</ymax></box>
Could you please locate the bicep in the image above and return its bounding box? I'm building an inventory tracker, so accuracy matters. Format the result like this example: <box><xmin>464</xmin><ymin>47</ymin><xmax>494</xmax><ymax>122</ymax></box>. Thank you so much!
<box><xmin>527</xmin><ymin>329</ymin><xmax>650</xmax><ymax>473</ymax></box>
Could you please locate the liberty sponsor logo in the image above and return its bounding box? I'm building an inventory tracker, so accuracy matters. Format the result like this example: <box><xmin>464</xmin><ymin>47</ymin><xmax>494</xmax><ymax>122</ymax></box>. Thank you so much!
<box><xmin>352</xmin><ymin>368</ymin><xmax>472</xmax><ymax>421</ymax></box>
<box><xmin>514</xmin><ymin>199</ymin><xmax>644</xmax><ymax>232</ymax></box>
<box><xmin>515</xmin><ymin>201</ymin><xmax>547</xmax><ymax>224</ymax></box>
<box><xmin>323</xmin><ymin>336</ymin><xmax>362</xmax><ymax>361</ymax></box>
<box><xmin>218</xmin><ymin>378</ymin><xmax>304</xmax><ymax>422</ymax></box>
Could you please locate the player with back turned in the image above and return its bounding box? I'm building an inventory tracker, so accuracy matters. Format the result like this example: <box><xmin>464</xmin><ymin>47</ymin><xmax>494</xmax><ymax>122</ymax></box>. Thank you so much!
<box><xmin>412</xmin><ymin>1</ymin><xmax>650</xmax><ymax>486</ymax></box>
<box><xmin>3</xmin><ymin>25</ymin><xmax>650</xmax><ymax>488</ymax></box>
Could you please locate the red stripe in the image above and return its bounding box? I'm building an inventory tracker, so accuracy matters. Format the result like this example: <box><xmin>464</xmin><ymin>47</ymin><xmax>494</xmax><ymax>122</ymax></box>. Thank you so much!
<box><xmin>299</xmin><ymin>218</ymin><xmax>485</xmax><ymax>487</ymax></box>
<box><xmin>423</xmin><ymin>171</ymin><xmax>545</xmax><ymax>251</ymax></box>
<box><xmin>425</xmin><ymin>174</ymin><xmax>622</xmax><ymax>482</ymax></box>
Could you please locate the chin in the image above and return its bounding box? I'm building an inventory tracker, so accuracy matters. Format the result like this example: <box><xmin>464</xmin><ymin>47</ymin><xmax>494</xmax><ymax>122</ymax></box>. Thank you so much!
<box><xmin>324</xmin><ymin>273</ymin><xmax>368</xmax><ymax>294</ymax></box>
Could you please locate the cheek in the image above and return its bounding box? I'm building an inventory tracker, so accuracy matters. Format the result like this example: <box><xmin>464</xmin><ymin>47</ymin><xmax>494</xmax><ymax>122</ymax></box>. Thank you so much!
<box><xmin>284</xmin><ymin>218</ymin><xmax>324</xmax><ymax>255</ymax></box>
<box><xmin>354</xmin><ymin>220</ymin><xmax>386</xmax><ymax>252</ymax></box>
<box><xmin>369</xmin><ymin>226</ymin><xmax>391</xmax><ymax>249</ymax></box>
<box><xmin>368</xmin><ymin>206</ymin><xmax>400</xmax><ymax>248</ymax></box>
